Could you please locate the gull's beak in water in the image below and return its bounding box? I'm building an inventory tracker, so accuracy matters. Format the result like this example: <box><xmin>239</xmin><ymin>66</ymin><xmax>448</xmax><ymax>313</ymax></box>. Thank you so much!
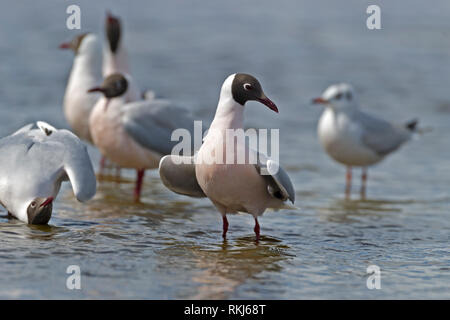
<box><xmin>312</xmin><ymin>97</ymin><xmax>328</xmax><ymax>105</ymax></box>
<box><xmin>40</xmin><ymin>197</ymin><xmax>54</xmax><ymax>208</ymax></box>
<box><xmin>257</xmin><ymin>95</ymin><xmax>279</xmax><ymax>113</ymax></box>
<box><xmin>28</xmin><ymin>197</ymin><xmax>54</xmax><ymax>225</ymax></box>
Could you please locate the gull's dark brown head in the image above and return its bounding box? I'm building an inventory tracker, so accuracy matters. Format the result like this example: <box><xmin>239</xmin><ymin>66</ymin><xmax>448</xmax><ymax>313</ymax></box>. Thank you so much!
<box><xmin>87</xmin><ymin>73</ymin><xmax>128</xmax><ymax>99</ymax></box>
<box><xmin>105</xmin><ymin>11</ymin><xmax>121</xmax><ymax>54</ymax></box>
<box><xmin>59</xmin><ymin>33</ymin><xmax>89</xmax><ymax>55</ymax></box>
<box><xmin>231</xmin><ymin>73</ymin><xmax>278</xmax><ymax>113</ymax></box>
<box><xmin>27</xmin><ymin>197</ymin><xmax>53</xmax><ymax>225</ymax></box>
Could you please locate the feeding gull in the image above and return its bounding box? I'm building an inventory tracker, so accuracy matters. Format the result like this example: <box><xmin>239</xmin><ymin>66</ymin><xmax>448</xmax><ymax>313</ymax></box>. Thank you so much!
<box><xmin>0</xmin><ymin>122</ymin><xmax>96</xmax><ymax>224</ymax></box>
<box><xmin>313</xmin><ymin>83</ymin><xmax>418</xmax><ymax>198</ymax></box>
<box><xmin>159</xmin><ymin>73</ymin><xmax>295</xmax><ymax>241</ymax></box>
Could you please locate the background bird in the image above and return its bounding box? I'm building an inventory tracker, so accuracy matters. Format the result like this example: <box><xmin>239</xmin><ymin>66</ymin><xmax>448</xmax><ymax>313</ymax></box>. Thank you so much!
<box><xmin>159</xmin><ymin>73</ymin><xmax>295</xmax><ymax>241</ymax></box>
<box><xmin>0</xmin><ymin>122</ymin><xmax>96</xmax><ymax>224</ymax></box>
<box><xmin>60</xmin><ymin>33</ymin><xmax>102</xmax><ymax>144</ymax></box>
<box><xmin>88</xmin><ymin>73</ymin><xmax>203</xmax><ymax>202</ymax></box>
<box><xmin>313</xmin><ymin>83</ymin><xmax>418</xmax><ymax>198</ymax></box>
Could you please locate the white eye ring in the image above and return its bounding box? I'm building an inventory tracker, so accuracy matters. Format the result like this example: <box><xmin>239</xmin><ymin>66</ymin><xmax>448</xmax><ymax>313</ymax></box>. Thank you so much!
<box><xmin>243</xmin><ymin>83</ymin><xmax>252</xmax><ymax>91</ymax></box>
<box><xmin>30</xmin><ymin>201</ymin><xmax>37</xmax><ymax>208</ymax></box>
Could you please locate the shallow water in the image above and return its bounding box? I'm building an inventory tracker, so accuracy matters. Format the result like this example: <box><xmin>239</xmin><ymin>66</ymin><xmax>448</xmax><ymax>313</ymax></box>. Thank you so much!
<box><xmin>0</xmin><ymin>0</ymin><xmax>449</xmax><ymax>299</ymax></box>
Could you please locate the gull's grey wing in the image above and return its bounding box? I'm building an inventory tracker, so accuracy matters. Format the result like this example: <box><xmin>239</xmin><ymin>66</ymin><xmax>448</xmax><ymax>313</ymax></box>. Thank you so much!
<box><xmin>12</xmin><ymin>123</ymin><xmax>33</xmax><ymax>136</ymax></box>
<box><xmin>357</xmin><ymin>111</ymin><xmax>412</xmax><ymax>156</ymax></box>
<box><xmin>255</xmin><ymin>154</ymin><xmax>295</xmax><ymax>204</ymax></box>
<box><xmin>159</xmin><ymin>155</ymin><xmax>206</xmax><ymax>198</ymax></box>
<box><xmin>50</xmin><ymin>129</ymin><xmax>97</xmax><ymax>201</ymax></box>
<box><xmin>123</xmin><ymin>99</ymin><xmax>203</xmax><ymax>156</ymax></box>
<box><xmin>0</xmin><ymin>123</ymin><xmax>96</xmax><ymax>207</ymax></box>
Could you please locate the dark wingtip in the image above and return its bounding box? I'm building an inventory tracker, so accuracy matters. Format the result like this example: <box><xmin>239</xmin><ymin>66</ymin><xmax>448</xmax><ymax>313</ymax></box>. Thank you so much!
<box><xmin>406</xmin><ymin>119</ymin><xmax>419</xmax><ymax>131</ymax></box>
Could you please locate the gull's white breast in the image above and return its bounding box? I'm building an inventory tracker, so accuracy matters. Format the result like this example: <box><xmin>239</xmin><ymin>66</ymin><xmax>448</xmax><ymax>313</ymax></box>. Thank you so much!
<box><xmin>318</xmin><ymin>108</ymin><xmax>382</xmax><ymax>166</ymax></box>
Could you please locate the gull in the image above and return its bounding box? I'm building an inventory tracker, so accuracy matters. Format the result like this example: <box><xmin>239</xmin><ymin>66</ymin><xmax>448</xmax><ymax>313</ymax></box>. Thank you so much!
<box><xmin>88</xmin><ymin>73</ymin><xmax>201</xmax><ymax>201</ymax></box>
<box><xmin>313</xmin><ymin>83</ymin><xmax>418</xmax><ymax>198</ymax></box>
<box><xmin>0</xmin><ymin>122</ymin><xmax>96</xmax><ymax>224</ymax></box>
<box><xmin>60</xmin><ymin>33</ymin><xmax>102</xmax><ymax>143</ymax></box>
<box><xmin>159</xmin><ymin>73</ymin><xmax>295</xmax><ymax>241</ymax></box>
<box><xmin>60</xmin><ymin>32</ymin><xmax>118</xmax><ymax>177</ymax></box>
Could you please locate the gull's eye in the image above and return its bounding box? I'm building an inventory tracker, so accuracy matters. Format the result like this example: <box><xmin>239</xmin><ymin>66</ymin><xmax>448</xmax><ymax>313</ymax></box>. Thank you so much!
<box><xmin>335</xmin><ymin>93</ymin><xmax>342</xmax><ymax>100</ymax></box>
<box><xmin>30</xmin><ymin>201</ymin><xmax>37</xmax><ymax>208</ymax></box>
<box><xmin>243</xmin><ymin>83</ymin><xmax>253</xmax><ymax>91</ymax></box>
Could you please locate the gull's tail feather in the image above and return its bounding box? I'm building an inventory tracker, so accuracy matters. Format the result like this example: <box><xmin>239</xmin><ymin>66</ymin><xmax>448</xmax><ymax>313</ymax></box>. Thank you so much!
<box><xmin>405</xmin><ymin>119</ymin><xmax>432</xmax><ymax>135</ymax></box>
<box><xmin>405</xmin><ymin>119</ymin><xmax>418</xmax><ymax>132</ymax></box>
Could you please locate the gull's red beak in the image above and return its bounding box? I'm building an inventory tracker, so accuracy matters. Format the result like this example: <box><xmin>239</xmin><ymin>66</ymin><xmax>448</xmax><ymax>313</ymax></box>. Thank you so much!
<box><xmin>257</xmin><ymin>96</ymin><xmax>279</xmax><ymax>113</ymax></box>
<box><xmin>87</xmin><ymin>87</ymin><xmax>104</xmax><ymax>94</ymax></box>
<box><xmin>312</xmin><ymin>97</ymin><xmax>328</xmax><ymax>105</ymax></box>
<box><xmin>59</xmin><ymin>42</ymin><xmax>71</xmax><ymax>49</ymax></box>
<box><xmin>40</xmin><ymin>197</ymin><xmax>54</xmax><ymax>208</ymax></box>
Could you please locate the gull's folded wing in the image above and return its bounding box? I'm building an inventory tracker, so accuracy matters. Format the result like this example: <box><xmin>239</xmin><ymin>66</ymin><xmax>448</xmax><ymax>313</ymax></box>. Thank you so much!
<box><xmin>159</xmin><ymin>155</ymin><xmax>206</xmax><ymax>198</ymax></box>
<box><xmin>53</xmin><ymin>130</ymin><xmax>97</xmax><ymax>202</ymax></box>
<box><xmin>123</xmin><ymin>100</ymin><xmax>203</xmax><ymax>156</ymax></box>
<box><xmin>357</xmin><ymin>111</ymin><xmax>412</xmax><ymax>156</ymax></box>
<box><xmin>255</xmin><ymin>154</ymin><xmax>295</xmax><ymax>204</ymax></box>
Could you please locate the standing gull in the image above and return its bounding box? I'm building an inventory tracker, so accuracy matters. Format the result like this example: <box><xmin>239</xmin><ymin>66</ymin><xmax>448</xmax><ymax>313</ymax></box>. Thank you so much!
<box><xmin>88</xmin><ymin>73</ymin><xmax>201</xmax><ymax>202</ymax></box>
<box><xmin>313</xmin><ymin>83</ymin><xmax>418</xmax><ymax>198</ymax></box>
<box><xmin>159</xmin><ymin>73</ymin><xmax>295</xmax><ymax>241</ymax></box>
<box><xmin>0</xmin><ymin>122</ymin><xmax>96</xmax><ymax>224</ymax></box>
<box><xmin>60</xmin><ymin>33</ymin><xmax>102</xmax><ymax>143</ymax></box>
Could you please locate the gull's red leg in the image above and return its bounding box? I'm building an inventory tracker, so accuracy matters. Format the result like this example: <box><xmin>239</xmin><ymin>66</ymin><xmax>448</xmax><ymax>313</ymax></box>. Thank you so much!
<box><xmin>345</xmin><ymin>166</ymin><xmax>352</xmax><ymax>199</ymax></box>
<box><xmin>115</xmin><ymin>166</ymin><xmax>121</xmax><ymax>181</ymax></box>
<box><xmin>98</xmin><ymin>156</ymin><xmax>106</xmax><ymax>178</ymax></box>
<box><xmin>361</xmin><ymin>167</ymin><xmax>368</xmax><ymax>199</ymax></box>
<box><xmin>134</xmin><ymin>169</ymin><xmax>145</xmax><ymax>202</ymax></box>
<box><xmin>222</xmin><ymin>215</ymin><xmax>229</xmax><ymax>239</ymax></box>
<box><xmin>254</xmin><ymin>217</ymin><xmax>260</xmax><ymax>242</ymax></box>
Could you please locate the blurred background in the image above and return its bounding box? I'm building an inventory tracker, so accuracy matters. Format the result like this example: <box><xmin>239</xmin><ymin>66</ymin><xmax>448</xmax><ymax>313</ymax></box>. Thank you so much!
<box><xmin>0</xmin><ymin>0</ymin><xmax>448</xmax><ymax>299</ymax></box>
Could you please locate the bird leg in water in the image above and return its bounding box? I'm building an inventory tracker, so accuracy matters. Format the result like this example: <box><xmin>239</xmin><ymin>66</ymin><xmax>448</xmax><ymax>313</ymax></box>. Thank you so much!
<box><xmin>134</xmin><ymin>169</ymin><xmax>145</xmax><ymax>202</ymax></box>
<box><xmin>98</xmin><ymin>156</ymin><xmax>107</xmax><ymax>180</ymax></box>
<box><xmin>254</xmin><ymin>217</ymin><xmax>260</xmax><ymax>242</ymax></box>
<box><xmin>115</xmin><ymin>167</ymin><xmax>121</xmax><ymax>181</ymax></box>
<box><xmin>345</xmin><ymin>166</ymin><xmax>352</xmax><ymax>199</ymax></box>
<box><xmin>361</xmin><ymin>167</ymin><xmax>368</xmax><ymax>199</ymax></box>
<box><xmin>222</xmin><ymin>216</ymin><xmax>229</xmax><ymax>239</ymax></box>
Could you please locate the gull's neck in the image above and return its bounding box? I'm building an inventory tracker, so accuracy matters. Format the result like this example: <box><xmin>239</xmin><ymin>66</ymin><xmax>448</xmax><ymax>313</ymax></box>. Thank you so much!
<box><xmin>67</xmin><ymin>36</ymin><xmax>102</xmax><ymax>91</ymax></box>
<box><xmin>209</xmin><ymin>75</ymin><xmax>244</xmax><ymax>131</ymax></box>
<box><xmin>102</xmin><ymin>40</ymin><xmax>130</xmax><ymax>77</ymax></box>
<box><xmin>327</xmin><ymin>102</ymin><xmax>359</xmax><ymax>117</ymax></box>
<box><xmin>67</xmin><ymin>54</ymin><xmax>101</xmax><ymax>90</ymax></box>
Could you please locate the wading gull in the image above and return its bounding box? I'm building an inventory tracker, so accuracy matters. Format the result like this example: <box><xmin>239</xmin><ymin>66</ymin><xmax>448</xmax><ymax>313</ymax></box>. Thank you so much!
<box><xmin>60</xmin><ymin>33</ymin><xmax>102</xmax><ymax>144</ymax></box>
<box><xmin>313</xmin><ymin>83</ymin><xmax>418</xmax><ymax>198</ymax></box>
<box><xmin>88</xmin><ymin>73</ymin><xmax>202</xmax><ymax>202</ymax></box>
<box><xmin>159</xmin><ymin>73</ymin><xmax>295</xmax><ymax>241</ymax></box>
<box><xmin>0</xmin><ymin>122</ymin><xmax>96</xmax><ymax>224</ymax></box>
